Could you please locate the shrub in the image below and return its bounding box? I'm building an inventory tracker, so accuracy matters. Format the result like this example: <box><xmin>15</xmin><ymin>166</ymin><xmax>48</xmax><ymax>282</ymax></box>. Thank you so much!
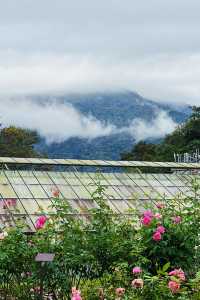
<box><xmin>0</xmin><ymin>177</ymin><xmax>200</xmax><ymax>299</ymax></box>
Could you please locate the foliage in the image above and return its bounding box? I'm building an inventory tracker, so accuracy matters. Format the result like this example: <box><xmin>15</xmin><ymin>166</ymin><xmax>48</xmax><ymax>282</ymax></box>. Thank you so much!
<box><xmin>0</xmin><ymin>126</ymin><xmax>41</xmax><ymax>158</ymax></box>
<box><xmin>0</xmin><ymin>178</ymin><xmax>200</xmax><ymax>299</ymax></box>
<box><xmin>122</xmin><ymin>106</ymin><xmax>200</xmax><ymax>162</ymax></box>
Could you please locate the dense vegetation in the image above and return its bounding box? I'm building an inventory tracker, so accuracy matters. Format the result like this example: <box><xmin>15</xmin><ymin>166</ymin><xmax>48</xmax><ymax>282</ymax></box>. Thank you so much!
<box><xmin>37</xmin><ymin>92</ymin><xmax>190</xmax><ymax>160</ymax></box>
<box><xmin>0</xmin><ymin>126</ymin><xmax>41</xmax><ymax>158</ymax></box>
<box><xmin>1</xmin><ymin>177</ymin><xmax>200</xmax><ymax>299</ymax></box>
<box><xmin>122</xmin><ymin>106</ymin><xmax>200</xmax><ymax>162</ymax></box>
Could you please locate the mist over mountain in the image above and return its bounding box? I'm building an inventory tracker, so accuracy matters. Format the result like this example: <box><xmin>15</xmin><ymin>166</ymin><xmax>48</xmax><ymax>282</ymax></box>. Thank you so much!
<box><xmin>36</xmin><ymin>91</ymin><xmax>190</xmax><ymax>160</ymax></box>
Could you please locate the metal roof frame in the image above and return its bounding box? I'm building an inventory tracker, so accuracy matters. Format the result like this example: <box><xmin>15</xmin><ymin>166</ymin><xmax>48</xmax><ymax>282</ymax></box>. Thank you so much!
<box><xmin>0</xmin><ymin>157</ymin><xmax>199</xmax><ymax>169</ymax></box>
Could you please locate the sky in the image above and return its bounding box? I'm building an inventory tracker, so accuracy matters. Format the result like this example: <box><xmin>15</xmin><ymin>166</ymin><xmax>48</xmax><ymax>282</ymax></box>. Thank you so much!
<box><xmin>0</xmin><ymin>0</ymin><xmax>200</xmax><ymax>104</ymax></box>
<box><xmin>0</xmin><ymin>0</ymin><xmax>199</xmax><ymax>142</ymax></box>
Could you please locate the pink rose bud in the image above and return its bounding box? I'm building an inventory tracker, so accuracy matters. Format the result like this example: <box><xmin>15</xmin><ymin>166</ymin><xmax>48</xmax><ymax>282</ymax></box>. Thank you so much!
<box><xmin>169</xmin><ymin>268</ymin><xmax>185</xmax><ymax>281</ymax></box>
<box><xmin>156</xmin><ymin>225</ymin><xmax>165</xmax><ymax>234</ymax></box>
<box><xmin>131</xmin><ymin>278</ymin><xmax>144</xmax><ymax>289</ymax></box>
<box><xmin>35</xmin><ymin>215</ymin><xmax>47</xmax><ymax>230</ymax></box>
<box><xmin>52</xmin><ymin>188</ymin><xmax>60</xmax><ymax>198</ymax></box>
<box><xmin>115</xmin><ymin>287</ymin><xmax>125</xmax><ymax>296</ymax></box>
<box><xmin>141</xmin><ymin>215</ymin><xmax>152</xmax><ymax>226</ymax></box>
<box><xmin>154</xmin><ymin>213</ymin><xmax>162</xmax><ymax>219</ymax></box>
<box><xmin>152</xmin><ymin>231</ymin><xmax>162</xmax><ymax>241</ymax></box>
<box><xmin>168</xmin><ymin>281</ymin><xmax>180</xmax><ymax>293</ymax></box>
<box><xmin>143</xmin><ymin>210</ymin><xmax>154</xmax><ymax>218</ymax></box>
<box><xmin>156</xmin><ymin>203</ymin><xmax>165</xmax><ymax>209</ymax></box>
<box><xmin>132</xmin><ymin>266</ymin><xmax>142</xmax><ymax>274</ymax></box>
<box><xmin>172</xmin><ymin>216</ymin><xmax>181</xmax><ymax>224</ymax></box>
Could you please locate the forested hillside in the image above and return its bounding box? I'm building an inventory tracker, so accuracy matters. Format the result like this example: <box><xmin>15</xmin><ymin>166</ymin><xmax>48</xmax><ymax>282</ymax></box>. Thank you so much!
<box><xmin>121</xmin><ymin>106</ymin><xmax>200</xmax><ymax>162</ymax></box>
<box><xmin>37</xmin><ymin>91</ymin><xmax>190</xmax><ymax>160</ymax></box>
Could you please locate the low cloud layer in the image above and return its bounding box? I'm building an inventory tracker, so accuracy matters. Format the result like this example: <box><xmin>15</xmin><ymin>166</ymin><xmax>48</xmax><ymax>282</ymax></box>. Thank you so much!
<box><xmin>0</xmin><ymin>98</ymin><xmax>114</xmax><ymax>143</ymax></box>
<box><xmin>0</xmin><ymin>51</ymin><xmax>200</xmax><ymax>105</ymax></box>
<box><xmin>0</xmin><ymin>98</ymin><xmax>177</xmax><ymax>143</ymax></box>
<box><xmin>126</xmin><ymin>111</ymin><xmax>177</xmax><ymax>142</ymax></box>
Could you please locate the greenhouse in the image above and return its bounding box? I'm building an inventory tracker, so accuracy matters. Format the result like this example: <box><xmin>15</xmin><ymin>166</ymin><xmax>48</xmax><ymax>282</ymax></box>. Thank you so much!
<box><xmin>1</xmin><ymin>157</ymin><xmax>200</xmax><ymax>299</ymax></box>
<box><xmin>0</xmin><ymin>157</ymin><xmax>199</xmax><ymax>230</ymax></box>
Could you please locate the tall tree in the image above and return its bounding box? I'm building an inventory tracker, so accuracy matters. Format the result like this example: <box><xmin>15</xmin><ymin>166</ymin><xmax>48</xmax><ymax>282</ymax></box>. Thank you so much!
<box><xmin>0</xmin><ymin>126</ymin><xmax>41</xmax><ymax>157</ymax></box>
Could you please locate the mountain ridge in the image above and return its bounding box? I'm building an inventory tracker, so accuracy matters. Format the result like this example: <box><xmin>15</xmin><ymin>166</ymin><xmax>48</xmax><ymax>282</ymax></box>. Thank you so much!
<box><xmin>36</xmin><ymin>91</ymin><xmax>191</xmax><ymax>160</ymax></box>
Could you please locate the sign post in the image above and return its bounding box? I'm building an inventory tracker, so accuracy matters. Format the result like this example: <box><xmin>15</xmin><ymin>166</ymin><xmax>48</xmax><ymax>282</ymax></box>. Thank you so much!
<box><xmin>35</xmin><ymin>253</ymin><xmax>55</xmax><ymax>300</ymax></box>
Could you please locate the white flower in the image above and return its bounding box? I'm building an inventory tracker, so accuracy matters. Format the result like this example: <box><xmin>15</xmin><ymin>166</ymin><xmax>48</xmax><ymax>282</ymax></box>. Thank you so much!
<box><xmin>0</xmin><ymin>231</ymin><xmax>8</xmax><ymax>240</ymax></box>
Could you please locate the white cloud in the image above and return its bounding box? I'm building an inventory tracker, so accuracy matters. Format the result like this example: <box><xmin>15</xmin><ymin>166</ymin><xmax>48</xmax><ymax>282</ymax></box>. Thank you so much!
<box><xmin>0</xmin><ymin>51</ymin><xmax>200</xmax><ymax>105</ymax></box>
<box><xmin>0</xmin><ymin>1</ymin><xmax>200</xmax><ymax>104</ymax></box>
<box><xmin>0</xmin><ymin>98</ymin><xmax>115</xmax><ymax>143</ymax></box>
<box><xmin>126</xmin><ymin>111</ymin><xmax>177</xmax><ymax>142</ymax></box>
<box><xmin>0</xmin><ymin>97</ymin><xmax>177</xmax><ymax>144</ymax></box>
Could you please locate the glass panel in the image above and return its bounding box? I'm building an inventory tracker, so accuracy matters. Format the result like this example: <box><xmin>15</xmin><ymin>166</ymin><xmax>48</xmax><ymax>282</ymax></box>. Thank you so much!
<box><xmin>128</xmin><ymin>186</ymin><xmax>149</xmax><ymax>200</ymax></box>
<box><xmin>12</xmin><ymin>184</ymin><xmax>32</xmax><ymax>198</ymax></box>
<box><xmin>0</xmin><ymin>214</ymin><xmax>14</xmax><ymax>227</ymax></box>
<box><xmin>66</xmin><ymin>177</ymin><xmax>81</xmax><ymax>185</ymax></box>
<box><xmin>112</xmin><ymin>200</ymin><xmax>130</xmax><ymax>212</ymax></box>
<box><xmin>82</xmin><ymin>199</ymin><xmax>98</xmax><ymax>209</ymax></box>
<box><xmin>21</xmin><ymin>199</ymin><xmax>40</xmax><ymax>214</ymax></box>
<box><xmin>106</xmin><ymin>199</ymin><xmax>120</xmax><ymax>212</ymax></box>
<box><xmin>117</xmin><ymin>186</ymin><xmax>132</xmax><ymax>198</ymax></box>
<box><xmin>68</xmin><ymin>199</ymin><xmax>82</xmax><ymax>211</ymax></box>
<box><xmin>105</xmin><ymin>187</ymin><xmax>121</xmax><ymax>199</ymax></box>
<box><xmin>57</xmin><ymin>185</ymin><xmax>78</xmax><ymax>199</ymax></box>
<box><xmin>0</xmin><ymin>199</ymin><xmax>25</xmax><ymax>214</ymax></box>
<box><xmin>12</xmin><ymin>214</ymin><xmax>35</xmax><ymax>231</ymax></box>
<box><xmin>113</xmin><ymin>186</ymin><xmax>127</xmax><ymax>199</ymax></box>
<box><xmin>0</xmin><ymin>184</ymin><xmax>17</xmax><ymax>198</ymax></box>
<box><xmin>19</xmin><ymin>171</ymin><xmax>38</xmax><ymax>184</ymax></box>
<box><xmin>5</xmin><ymin>171</ymin><xmax>24</xmax><ymax>184</ymax></box>
<box><xmin>152</xmin><ymin>186</ymin><xmax>170</xmax><ymax>198</ymax></box>
<box><xmin>73</xmin><ymin>186</ymin><xmax>91</xmax><ymax>199</ymax></box>
<box><xmin>42</xmin><ymin>185</ymin><xmax>56</xmax><ymax>198</ymax></box>
<box><xmin>0</xmin><ymin>172</ymin><xmax>8</xmax><ymax>184</ymax></box>
<box><xmin>47</xmin><ymin>172</ymin><xmax>66</xmax><ymax>184</ymax></box>
<box><xmin>126</xmin><ymin>199</ymin><xmax>137</xmax><ymax>209</ymax></box>
<box><xmin>128</xmin><ymin>178</ymin><xmax>149</xmax><ymax>187</ymax></box>
<box><xmin>27</xmin><ymin>185</ymin><xmax>47</xmax><ymax>198</ymax></box>
<box><xmin>37</xmin><ymin>199</ymin><xmax>54</xmax><ymax>213</ymax></box>
<box><xmin>167</xmin><ymin>186</ymin><xmax>181</xmax><ymax>196</ymax></box>
<box><xmin>34</xmin><ymin>172</ymin><xmax>53</xmax><ymax>184</ymax></box>
<box><xmin>73</xmin><ymin>199</ymin><xmax>88</xmax><ymax>213</ymax></box>
<box><xmin>87</xmin><ymin>185</ymin><xmax>98</xmax><ymax>195</ymax></box>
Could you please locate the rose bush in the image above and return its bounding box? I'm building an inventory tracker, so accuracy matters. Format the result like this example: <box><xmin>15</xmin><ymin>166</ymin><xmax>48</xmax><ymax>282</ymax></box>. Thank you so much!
<box><xmin>0</xmin><ymin>176</ymin><xmax>200</xmax><ymax>299</ymax></box>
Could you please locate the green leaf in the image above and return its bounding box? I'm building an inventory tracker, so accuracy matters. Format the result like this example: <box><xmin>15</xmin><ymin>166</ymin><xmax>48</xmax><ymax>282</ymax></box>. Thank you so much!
<box><xmin>162</xmin><ymin>262</ymin><xmax>170</xmax><ymax>272</ymax></box>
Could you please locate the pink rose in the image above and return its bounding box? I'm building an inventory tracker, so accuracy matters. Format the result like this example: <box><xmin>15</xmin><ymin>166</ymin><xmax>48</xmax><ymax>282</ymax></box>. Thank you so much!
<box><xmin>169</xmin><ymin>268</ymin><xmax>185</xmax><ymax>281</ymax></box>
<box><xmin>156</xmin><ymin>225</ymin><xmax>165</xmax><ymax>234</ymax></box>
<box><xmin>154</xmin><ymin>213</ymin><xmax>162</xmax><ymax>219</ymax></box>
<box><xmin>115</xmin><ymin>287</ymin><xmax>125</xmax><ymax>296</ymax></box>
<box><xmin>141</xmin><ymin>215</ymin><xmax>152</xmax><ymax>226</ymax></box>
<box><xmin>71</xmin><ymin>287</ymin><xmax>82</xmax><ymax>300</ymax></box>
<box><xmin>168</xmin><ymin>281</ymin><xmax>180</xmax><ymax>293</ymax></box>
<box><xmin>152</xmin><ymin>231</ymin><xmax>162</xmax><ymax>241</ymax></box>
<box><xmin>35</xmin><ymin>215</ymin><xmax>47</xmax><ymax>230</ymax></box>
<box><xmin>52</xmin><ymin>188</ymin><xmax>60</xmax><ymax>198</ymax></box>
<box><xmin>172</xmin><ymin>216</ymin><xmax>182</xmax><ymax>224</ymax></box>
<box><xmin>156</xmin><ymin>203</ymin><xmax>165</xmax><ymax>209</ymax></box>
<box><xmin>6</xmin><ymin>199</ymin><xmax>17</xmax><ymax>207</ymax></box>
<box><xmin>132</xmin><ymin>266</ymin><xmax>142</xmax><ymax>274</ymax></box>
<box><xmin>143</xmin><ymin>210</ymin><xmax>154</xmax><ymax>218</ymax></box>
<box><xmin>131</xmin><ymin>278</ymin><xmax>144</xmax><ymax>289</ymax></box>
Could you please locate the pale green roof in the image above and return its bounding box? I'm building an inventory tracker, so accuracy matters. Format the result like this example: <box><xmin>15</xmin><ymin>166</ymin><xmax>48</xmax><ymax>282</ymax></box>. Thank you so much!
<box><xmin>0</xmin><ymin>157</ymin><xmax>199</xmax><ymax>169</ymax></box>
<box><xmin>0</xmin><ymin>158</ymin><xmax>199</xmax><ymax>230</ymax></box>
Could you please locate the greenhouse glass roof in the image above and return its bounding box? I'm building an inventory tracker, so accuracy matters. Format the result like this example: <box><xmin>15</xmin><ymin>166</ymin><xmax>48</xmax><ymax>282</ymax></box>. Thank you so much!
<box><xmin>0</xmin><ymin>157</ymin><xmax>199</xmax><ymax>231</ymax></box>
